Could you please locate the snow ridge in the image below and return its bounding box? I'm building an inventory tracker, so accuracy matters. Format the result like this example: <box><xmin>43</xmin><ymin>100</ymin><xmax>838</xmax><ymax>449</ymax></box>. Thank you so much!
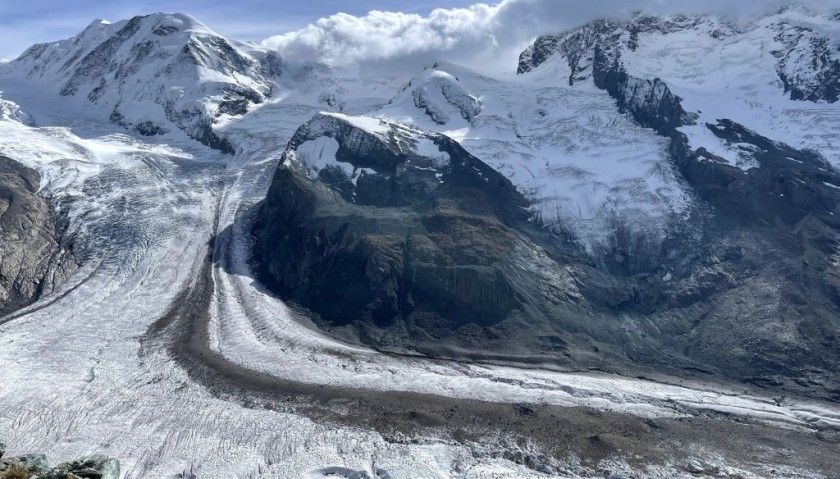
<box><xmin>390</xmin><ymin>67</ymin><xmax>482</xmax><ymax>125</ymax></box>
<box><xmin>518</xmin><ymin>8</ymin><xmax>840</xmax><ymax>170</ymax></box>
<box><xmin>286</xmin><ymin>111</ymin><xmax>452</xmax><ymax>187</ymax></box>
<box><xmin>0</xmin><ymin>13</ymin><xmax>281</xmax><ymax>152</ymax></box>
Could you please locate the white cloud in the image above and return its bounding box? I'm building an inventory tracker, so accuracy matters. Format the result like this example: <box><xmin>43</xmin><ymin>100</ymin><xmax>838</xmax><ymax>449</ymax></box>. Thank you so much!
<box><xmin>262</xmin><ymin>6</ymin><xmax>500</xmax><ymax>66</ymax></box>
<box><xmin>262</xmin><ymin>0</ymin><xmax>840</xmax><ymax>74</ymax></box>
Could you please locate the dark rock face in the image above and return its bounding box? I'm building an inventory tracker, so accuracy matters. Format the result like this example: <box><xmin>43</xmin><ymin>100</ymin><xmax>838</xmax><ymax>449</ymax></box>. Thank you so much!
<box><xmin>658</xmin><ymin>123</ymin><xmax>840</xmax><ymax>397</ymax></box>
<box><xmin>591</xmin><ymin>47</ymin><xmax>696</xmax><ymax>136</ymax></box>
<box><xmin>0</xmin><ymin>156</ymin><xmax>77</xmax><ymax>316</ymax></box>
<box><xmin>672</xmin><ymin>120</ymin><xmax>839</xmax><ymax>225</ymax></box>
<box><xmin>774</xmin><ymin>23</ymin><xmax>840</xmax><ymax>103</ymax></box>
<box><xmin>253</xmin><ymin>114</ymin><xmax>558</xmax><ymax>346</ymax></box>
<box><xmin>517</xmin><ymin>19</ymin><xmax>616</xmax><ymax>81</ymax></box>
<box><xmin>134</xmin><ymin>121</ymin><xmax>167</xmax><ymax>136</ymax></box>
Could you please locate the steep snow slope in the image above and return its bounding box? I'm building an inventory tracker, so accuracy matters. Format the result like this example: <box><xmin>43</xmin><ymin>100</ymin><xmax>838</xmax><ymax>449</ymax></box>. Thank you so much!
<box><xmin>290</xmin><ymin>111</ymin><xmax>453</xmax><ymax>177</ymax></box>
<box><xmin>388</xmin><ymin>67</ymin><xmax>483</xmax><ymax>125</ymax></box>
<box><xmin>0</xmin><ymin>13</ymin><xmax>280</xmax><ymax>152</ymax></box>
<box><xmin>376</xmin><ymin>63</ymin><xmax>690</xmax><ymax>250</ymax></box>
<box><xmin>518</xmin><ymin>8</ymin><xmax>840</xmax><ymax>170</ymax></box>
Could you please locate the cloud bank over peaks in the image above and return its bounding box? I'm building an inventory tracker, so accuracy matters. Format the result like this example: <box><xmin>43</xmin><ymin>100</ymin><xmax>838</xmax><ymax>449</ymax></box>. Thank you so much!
<box><xmin>261</xmin><ymin>0</ymin><xmax>840</xmax><ymax>74</ymax></box>
<box><xmin>262</xmin><ymin>5</ymin><xmax>501</xmax><ymax>71</ymax></box>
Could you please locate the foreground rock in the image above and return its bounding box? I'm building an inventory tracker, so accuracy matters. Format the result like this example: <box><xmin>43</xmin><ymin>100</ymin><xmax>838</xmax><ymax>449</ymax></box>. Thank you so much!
<box><xmin>0</xmin><ymin>449</ymin><xmax>118</xmax><ymax>479</ymax></box>
<box><xmin>0</xmin><ymin>156</ymin><xmax>77</xmax><ymax>316</ymax></box>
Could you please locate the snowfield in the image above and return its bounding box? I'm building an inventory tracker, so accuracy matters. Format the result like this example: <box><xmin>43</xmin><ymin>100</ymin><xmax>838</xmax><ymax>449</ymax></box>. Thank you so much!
<box><xmin>612</xmin><ymin>10</ymin><xmax>840</xmax><ymax>170</ymax></box>
<box><xmin>375</xmin><ymin>62</ymin><xmax>690</xmax><ymax>249</ymax></box>
<box><xmin>1</xmin><ymin>8</ymin><xmax>840</xmax><ymax>478</ymax></box>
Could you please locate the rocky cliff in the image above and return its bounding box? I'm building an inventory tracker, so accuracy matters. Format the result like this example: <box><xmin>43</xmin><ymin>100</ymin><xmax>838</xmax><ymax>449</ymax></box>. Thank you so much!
<box><xmin>0</xmin><ymin>156</ymin><xmax>76</xmax><ymax>316</ymax></box>
<box><xmin>0</xmin><ymin>441</ymin><xmax>119</xmax><ymax>479</ymax></box>
<box><xmin>252</xmin><ymin>113</ymin><xmax>566</xmax><ymax>350</ymax></box>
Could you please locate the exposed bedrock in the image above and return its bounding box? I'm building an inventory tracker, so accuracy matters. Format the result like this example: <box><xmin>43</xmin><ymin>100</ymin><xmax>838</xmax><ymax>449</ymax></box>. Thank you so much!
<box><xmin>0</xmin><ymin>156</ymin><xmax>77</xmax><ymax>316</ymax></box>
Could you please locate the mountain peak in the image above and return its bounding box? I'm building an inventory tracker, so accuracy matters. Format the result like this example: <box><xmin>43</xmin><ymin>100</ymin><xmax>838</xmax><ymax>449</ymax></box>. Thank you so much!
<box><xmin>142</xmin><ymin>12</ymin><xmax>215</xmax><ymax>36</ymax></box>
<box><xmin>518</xmin><ymin>9</ymin><xmax>840</xmax><ymax>105</ymax></box>
<box><xmin>381</xmin><ymin>64</ymin><xmax>482</xmax><ymax>126</ymax></box>
<box><xmin>85</xmin><ymin>18</ymin><xmax>111</xmax><ymax>29</ymax></box>
<box><xmin>1</xmin><ymin>13</ymin><xmax>282</xmax><ymax>152</ymax></box>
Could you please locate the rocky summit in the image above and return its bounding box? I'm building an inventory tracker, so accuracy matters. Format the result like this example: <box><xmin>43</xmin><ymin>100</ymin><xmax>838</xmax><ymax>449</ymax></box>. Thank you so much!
<box><xmin>253</xmin><ymin>112</ymin><xmax>549</xmax><ymax>350</ymax></box>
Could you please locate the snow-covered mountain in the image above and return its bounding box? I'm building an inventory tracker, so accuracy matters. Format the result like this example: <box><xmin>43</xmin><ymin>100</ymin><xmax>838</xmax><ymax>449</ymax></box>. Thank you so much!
<box><xmin>284</xmin><ymin>111</ymin><xmax>481</xmax><ymax>206</ymax></box>
<box><xmin>387</xmin><ymin>67</ymin><xmax>483</xmax><ymax>125</ymax></box>
<box><xmin>11</xmin><ymin>8</ymin><xmax>836</xmax><ymax>255</ymax></box>
<box><xmin>0</xmin><ymin>13</ymin><xmax>280</xmax><ymax>152</ymax></box>
<box><xmin>374</xmin><ymin>63</ymin><xmax>689</xmax><ymax>252</ymax></box>
<box><xmin>518</xmin><ymin>8</ymin><xmax>840</xmax><ymax>169</ymax></box>
<box><xmin>2</xmin><ymin>6</ymin><xmax>840</xmax><ymax>479</ymax></box>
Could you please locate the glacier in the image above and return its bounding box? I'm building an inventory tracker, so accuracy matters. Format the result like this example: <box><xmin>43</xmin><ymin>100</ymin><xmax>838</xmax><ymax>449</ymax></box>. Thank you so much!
<box><xmin>1</xmin><ymin>8</ymin><xmax>840</xmax><ymax>478</ymax></box>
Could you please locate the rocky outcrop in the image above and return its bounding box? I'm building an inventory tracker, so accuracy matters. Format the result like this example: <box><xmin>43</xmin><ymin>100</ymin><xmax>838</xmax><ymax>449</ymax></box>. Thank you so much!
<box><xmin>655</xmin><ymin>123</ymin><xmax>840</xmax><ymax>397</ymax></box>
<box><xmin>591</xmin><ymin>46</ymin><xmax>696</xmax><ymax>136</ymax></box>
<box><xmin>518</xmin><ymin>18</ymin><xmax>697</xmax><ymax>136</ymax></box>
<box><xmin>0</xmin><ymin>156</ymin><xmax>76</xmax><ymax>316</ymax></box>
<box><xmin>0</xmin><ymin>447</ymin><xmax>119</xmax><ymax>479</ymax></box>
<box><xmin>517</xmin><ymin>19</ymin><xmax>617</xmax><ymax>81</ymax></box>
<box><xmin>671</xmin><ymin>119</ymin><xmax>840</xmax><ymax>224</ymax></box>
<box><xmin>252</xmin><ymin>114</ymin><xmax>568</xmax><ymax>348</ymax></box>
<box><xmin>774</xmin><ymin>22</ymin><xmax>840</xmax><ymax>103</ymax></box>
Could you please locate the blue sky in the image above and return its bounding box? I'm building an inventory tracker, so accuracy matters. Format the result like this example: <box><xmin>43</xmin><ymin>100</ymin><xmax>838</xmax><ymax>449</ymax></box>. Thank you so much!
<box><xmin>0</xmin><ymin>0</ymin><xmax>481</xmax><ymax>59</ymax></box>
<box><xmin>4</xmin><ymin>0</ymin><xmax>833</xmax><ymax>64</ymax></box>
